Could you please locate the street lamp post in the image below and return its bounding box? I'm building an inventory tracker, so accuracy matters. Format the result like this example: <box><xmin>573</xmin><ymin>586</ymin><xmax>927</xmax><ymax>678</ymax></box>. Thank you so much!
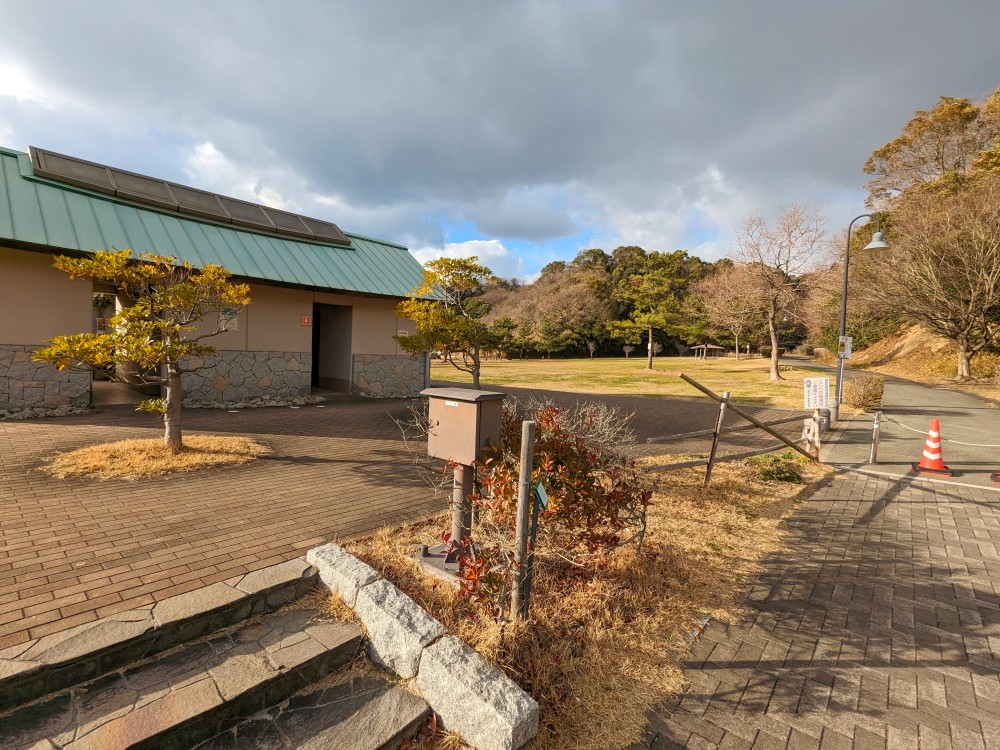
<box><xmin>833</xmin><ymin>214</ymin><xmax>889</xmax><ymax>421</ymax></box>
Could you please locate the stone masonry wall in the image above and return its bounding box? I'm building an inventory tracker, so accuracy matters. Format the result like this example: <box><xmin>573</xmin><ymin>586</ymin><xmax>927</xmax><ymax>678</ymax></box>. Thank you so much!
<box><xmin>352</xmin><ymin>353</ymin><xmax>426</xmax><ymax>398</ymax></box>
<box><xmin>181</xmin><ymin>351</ymin><xmax>311</xmax><ymax>402</ymax></box>
<box><xmin>0</xmin><ymin>344</ymin><xmax>91</xmax><ymax>412</ymax></box>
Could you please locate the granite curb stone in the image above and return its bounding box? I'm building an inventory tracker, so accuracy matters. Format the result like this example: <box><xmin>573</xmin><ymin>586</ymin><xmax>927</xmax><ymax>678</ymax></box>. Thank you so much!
<box><xmin>417</xmin><ymin>635</ymin><xmax>539</xmax><ymax>750</ymax></box>
<box><xmin>354</xmin><ymin>579</ymin><xmax>446</xmax><ymax>679</ymax></box>
<box><xmin>307</xmin><ymin>543</ymin><xmax>540</xmax><ymax>750</ymax></box>
<box><xmin>306</xmin><ymin>543</ymin><xmax>381</xmax><ymax>607</ymax></box>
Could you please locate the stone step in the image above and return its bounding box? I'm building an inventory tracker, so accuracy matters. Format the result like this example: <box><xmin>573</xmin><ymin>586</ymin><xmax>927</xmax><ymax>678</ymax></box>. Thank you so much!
<box><xmin>194</xmin><ymin>674</ymin><xmax>431</xmax><ymax>750</ymax></box>
<box><xmin>0</xmin><ymin>607</ymin><xmax>363</xmax><ymax>750</ymax></box>
<box><xmin>0</xmin><ymin>558</ymin><xmax>319</xmax><ymax>710</ymax></box>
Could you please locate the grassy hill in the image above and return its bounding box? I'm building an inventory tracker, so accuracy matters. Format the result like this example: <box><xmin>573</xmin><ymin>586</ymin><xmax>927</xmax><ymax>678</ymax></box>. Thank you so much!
<box><xmin>847</xmin><ymin>324</ymin><xmax>1000</xmax><ymax>402</ymax></box>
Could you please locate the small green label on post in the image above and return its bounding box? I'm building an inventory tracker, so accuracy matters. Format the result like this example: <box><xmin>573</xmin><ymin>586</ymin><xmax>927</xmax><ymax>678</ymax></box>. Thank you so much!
<box><xmin>534</xmin><ymin>481</ymin><xmax>549</xmax><ymax>510</ymax></box>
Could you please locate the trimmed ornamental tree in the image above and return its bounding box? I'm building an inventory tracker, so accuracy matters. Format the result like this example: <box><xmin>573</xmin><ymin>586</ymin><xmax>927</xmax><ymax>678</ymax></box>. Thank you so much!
<box><xmin>396</xmin><ymin>256</ymin><xmax>497</xmax><ymax>388</ymax></box>
<box><xmin>608</xmin><ymin>250</ymin><xmax>705</xmax><ymax>369</ymax></box>
<box><xmin>34</xmin><ymin>249</ymin><xmax>251</xmax><ymax>453</ymax></box>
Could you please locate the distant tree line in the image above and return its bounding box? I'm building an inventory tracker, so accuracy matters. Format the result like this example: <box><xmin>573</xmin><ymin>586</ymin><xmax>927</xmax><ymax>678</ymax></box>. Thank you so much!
<box><xmin>399</xmin><ymin>85</ymin><xmax>1000</xmax><ymax>383</ymax></box>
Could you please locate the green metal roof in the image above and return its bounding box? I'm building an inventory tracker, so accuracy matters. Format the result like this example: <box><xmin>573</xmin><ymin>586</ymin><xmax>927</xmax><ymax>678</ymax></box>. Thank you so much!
<box><xmin>0</xmin><ymin>146</ymin><xmax>425</xmax><ymax>298</ymax></box>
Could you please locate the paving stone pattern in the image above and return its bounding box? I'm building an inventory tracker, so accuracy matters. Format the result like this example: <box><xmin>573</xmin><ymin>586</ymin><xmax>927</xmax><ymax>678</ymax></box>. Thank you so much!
<box><xmin>0</xmin><ymin>607</ymin><xmax>361</xmax><ymax>749</ymax></box>
<box><xmin>0</xmin><ymin>345</ymin><xmax>90</xmax><ymax>413</ymax></box>
<box><xmin>467</xmin><ymin>383</ymin><xmax>810</xmax><ymax>461</ymax></box>
<box><xmin>0</xmin><ymin>398</ymin><xmax>445</xmax><ymax>650</ymax></box>
<box><xmin>0</xmin><ymin>387</ymin><xmax>806</xmax><ymax>653</ymax></box>
<box><xmin>641</xmin><ymin>471</ymin><xmax>1000</xmax><ymax>749</ymax></box>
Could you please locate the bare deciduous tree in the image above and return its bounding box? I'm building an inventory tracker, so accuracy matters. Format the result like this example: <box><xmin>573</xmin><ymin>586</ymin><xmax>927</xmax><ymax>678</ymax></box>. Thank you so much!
<box><xmin>867</xmin><ymin>175</ymin><xmax>1000</xmax><ymax>378</ymax></box>
<box><xmin>733</xmin><ymin>203</ymin><xmax>828</xmax><ymax>381</ymax></box>
<box><xmin>693</xmin><ymin>264</ymin><xmax>764</xmax><ymax>361</ymax></box>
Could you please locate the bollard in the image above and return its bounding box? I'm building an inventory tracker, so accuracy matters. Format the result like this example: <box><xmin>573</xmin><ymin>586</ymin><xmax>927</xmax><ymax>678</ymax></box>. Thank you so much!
<box><xmin>869</xmin><ymin>411</ymin><xmax>882</xmax><ymax>464</ymax></box>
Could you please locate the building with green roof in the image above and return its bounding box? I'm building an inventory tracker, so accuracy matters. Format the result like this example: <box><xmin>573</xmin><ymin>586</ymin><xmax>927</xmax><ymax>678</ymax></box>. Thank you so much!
<box><xmin>0</xmin><ymin>145</ymin><xmax>428</xmax><ymax>412</ymax></box>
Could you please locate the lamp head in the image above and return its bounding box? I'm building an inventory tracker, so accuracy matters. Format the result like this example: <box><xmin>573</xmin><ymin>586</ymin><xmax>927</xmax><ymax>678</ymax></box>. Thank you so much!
<box><xmin>864</xmin><ymin>231</ymin><xmax>889</xmax><ymax>251</ymax></box>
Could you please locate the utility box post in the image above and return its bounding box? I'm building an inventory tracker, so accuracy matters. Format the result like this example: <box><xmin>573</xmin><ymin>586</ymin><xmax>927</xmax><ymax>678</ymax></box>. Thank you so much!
<box><xmin>421</xmin><ymin>387</ymin><xmax>506</xmax><ymax>548</ymax></box>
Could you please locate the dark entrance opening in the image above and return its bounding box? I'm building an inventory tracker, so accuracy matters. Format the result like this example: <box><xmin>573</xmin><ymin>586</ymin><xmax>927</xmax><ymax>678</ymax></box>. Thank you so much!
<box><xmin>311</xmin><ymin>303</ymin><xmax>353</xmax><ymax>392</ymax></box>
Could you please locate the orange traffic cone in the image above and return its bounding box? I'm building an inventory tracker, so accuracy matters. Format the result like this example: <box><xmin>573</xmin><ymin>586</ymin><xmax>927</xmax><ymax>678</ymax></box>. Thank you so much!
<box><xmin>992</xmin><ymin>472</ymin><xmax>1000</xmax><ymax>485</ymax></box>
<box><xmin>911</xmin><ymin>418</ymin><xmax>953</xmax><ymax>477</ymax></box>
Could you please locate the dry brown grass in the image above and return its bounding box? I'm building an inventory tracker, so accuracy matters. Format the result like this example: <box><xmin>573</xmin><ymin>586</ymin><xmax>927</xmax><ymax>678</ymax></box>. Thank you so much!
<box><xmin>849</xmin><ymin>325</ymin><xmax>1000</xmax><ymax>404</ymax></box>
<box><xmin>432</xmin><ymin>355</ymin><xmax>831</xmax><ymax>408</ymax></box>
<box><xmin>44</xmin><ymin>435</ymin><xmax>270</xmax><ymax>480</ymax></box>
<box><xmin>344</xmin><ymin>455</ymin><xmax>832</xmax><ymax>750</ymax></box>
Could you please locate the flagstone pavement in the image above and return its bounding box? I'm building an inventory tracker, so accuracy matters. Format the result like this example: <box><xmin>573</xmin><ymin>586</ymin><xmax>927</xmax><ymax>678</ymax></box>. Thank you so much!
<box><xmin>638</xmin><ymin>469</ymin><xmax>1000</xmax><ymax>750</ymax></box>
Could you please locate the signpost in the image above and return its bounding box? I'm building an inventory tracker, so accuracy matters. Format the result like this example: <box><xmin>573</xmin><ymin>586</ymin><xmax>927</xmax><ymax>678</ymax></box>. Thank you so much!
<box><xmin>838</xmin><ymin>335</ymin><xmax>853</xmax><ymax>359</ymax></box>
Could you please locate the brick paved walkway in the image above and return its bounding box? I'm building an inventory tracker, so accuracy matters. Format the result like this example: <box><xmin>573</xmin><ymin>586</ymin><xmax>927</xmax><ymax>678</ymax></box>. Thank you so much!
<box><xmin>441</xmin><ymin>383</ymin><xmax>809</xmax><ymax>460</ymax></box>
<box><xmin>0</xmin><ymin>389</ymin><xmax>805</xmax><ymax>653</ymax></box>
<box><xmin>0</xmin><ymin>399</ymin><xmax>444</xmax><ymax>650</ymax></box>
<box><xmin>641</xmin><ymin>471</ymin><xmax>1000</xmax><ymax>749</ymax></box>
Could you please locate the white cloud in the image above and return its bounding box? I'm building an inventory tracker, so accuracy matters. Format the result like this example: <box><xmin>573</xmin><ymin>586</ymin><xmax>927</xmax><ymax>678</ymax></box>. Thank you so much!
<box><xmin>0</xmin><ymin>62</ymin><xmax>64</xmax><ymax>109</ymax></box>
<box><xmin>411</xmin><ymin>239</ymin><xmax>528</xmax><ymax>281</ymax></box>
<box><xmin>183</xmin><ymin>142</ymin><xmax>299</xmax><ymax>211</ymax></box>
<box><xmin>0</xmin><ymin>1</ymin><xmax>997</xmax><ymax>274</ymax></box>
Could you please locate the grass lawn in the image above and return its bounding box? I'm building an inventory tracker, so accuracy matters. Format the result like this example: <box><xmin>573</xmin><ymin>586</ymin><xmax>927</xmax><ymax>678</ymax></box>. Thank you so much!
<box><xmin>432</xmin><ymin>355</ymin><xmax>829</xmax><ymax>409</ymax></box>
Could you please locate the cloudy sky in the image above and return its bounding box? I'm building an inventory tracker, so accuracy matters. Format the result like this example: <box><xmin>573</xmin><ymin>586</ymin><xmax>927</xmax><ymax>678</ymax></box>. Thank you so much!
<box><xmin>1</xmin><ymin>1</ymin><xmax>998</xmax><ymax>279</ymax></box>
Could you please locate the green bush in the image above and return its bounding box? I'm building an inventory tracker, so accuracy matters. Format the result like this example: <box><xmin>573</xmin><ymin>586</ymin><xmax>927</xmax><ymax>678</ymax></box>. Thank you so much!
<box><xmin>746</xmin><ymin>450</ymin><xmax>805</xmax><ymax>483</ymax></box>
<box><xmin>759</xmin><ymin>347</ymin><xmax>786</xmax><ymax>358</ymax></box>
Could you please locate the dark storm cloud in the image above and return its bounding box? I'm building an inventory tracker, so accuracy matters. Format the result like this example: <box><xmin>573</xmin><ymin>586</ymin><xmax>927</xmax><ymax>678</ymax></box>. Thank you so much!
<box><xmin>0</xmin><ymin>0</ymin><xmax>997</xmax><ymax>264</ymax></box>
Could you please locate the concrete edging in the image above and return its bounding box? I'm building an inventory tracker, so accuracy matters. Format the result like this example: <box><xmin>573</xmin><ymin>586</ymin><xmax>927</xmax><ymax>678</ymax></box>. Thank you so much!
<box><xmin>306</xmin><ymin>542</ymin><xmax>539</xmax><ymax>750</ymax></box>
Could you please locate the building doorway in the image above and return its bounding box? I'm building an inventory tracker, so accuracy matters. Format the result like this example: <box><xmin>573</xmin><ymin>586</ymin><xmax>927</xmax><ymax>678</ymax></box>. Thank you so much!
<box><xmin>311</xmin><ymin>304</ymin><xmax>352</xmax><ymax>392</ymax></box>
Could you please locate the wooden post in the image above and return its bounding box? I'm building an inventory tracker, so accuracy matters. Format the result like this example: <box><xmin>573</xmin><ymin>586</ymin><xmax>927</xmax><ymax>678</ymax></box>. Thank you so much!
<box><xmin>511</xmin><ymin>421</ymin><xmax>535</xmax><ymax>621</ymax></box>
<box><xmin>704</xmin><ymin>391</ymin><xmax>730</xmax><ymax>486</ymax></box>
<box><xmin>522</xmin><ymin>484</ymin><xmax>542</xmax><ymax>620</ymax></box>
<box><xmin>678</xmin><ymin>373</ymin><xmax>817</xmax><ymax>461</ymax></box>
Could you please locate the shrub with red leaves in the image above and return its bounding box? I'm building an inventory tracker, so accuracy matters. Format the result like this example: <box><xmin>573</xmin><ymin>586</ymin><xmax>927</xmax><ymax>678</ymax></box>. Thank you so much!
<box><xmin>451</xmin><ymin>399</ymin><xmax>652</xmax><ymax>610</ymax></box>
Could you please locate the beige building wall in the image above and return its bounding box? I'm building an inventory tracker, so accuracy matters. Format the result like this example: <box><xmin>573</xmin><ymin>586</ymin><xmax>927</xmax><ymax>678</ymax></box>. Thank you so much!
<box><xmin>0</xmin><ymin>244</ymin><xmax>423</xmax><ymax>404</ymax></box>
<box><xmin>0</xmin><ymin>246</ymin><xmax>92</xmax><ymax>344</ymax></box>
<box><xmin>212</xmin><ymin>287</ymin><xmax>408</xmax><ymax>356</ymax></box>
<box><xmin>349</xmin><ymin>296</ymin><xmax>410</xmax><ymax>356</ymax></box>
<box><xmin>246</xmin><ymin>284</ymin><xmax>313</xmax><ymax>352</ymax></box>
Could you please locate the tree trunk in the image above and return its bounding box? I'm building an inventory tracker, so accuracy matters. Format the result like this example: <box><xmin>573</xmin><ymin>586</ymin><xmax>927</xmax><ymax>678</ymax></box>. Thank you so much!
<box><xmin>164</xmin><ymin>365</ymin><xmax>183</xmax><ymax>454</ymax></box>
<box><xmin>734</xmin><ymin>332</ymin><xmax>740</xmax><ymax>362</ymax></box>
<box><xmin>646</xmin><ymin>327</ymin><xmax>654</xmax><ymax>370</ymax></box>
<box><xmin>768</xmin><ymin>313</ymin><xmax>782</xmax><ymax>382</ymax></box>
<box><xmin>471</xmin><ymin>346</ymin><xmax>481</xmax><ymax>388</ymax></box>
<box><xmin>957</xmin><ymin>346</ymin><xmax>972</xmax><ymax>380</ymax></box>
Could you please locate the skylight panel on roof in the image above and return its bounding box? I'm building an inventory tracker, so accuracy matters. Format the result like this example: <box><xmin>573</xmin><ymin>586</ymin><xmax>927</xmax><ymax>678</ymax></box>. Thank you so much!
<box><xmin>28</xmin><ymin>146</ymin><xmax>354</xmax><ymax>247</ymax></box>
<box><xmin>31</xmin><ymin>149</ymin><xmax>116</xmax><ymax>195</ymax></box>
<box><xmin>109</xmin><ymin>169</ymin><xmax>177</xmax><ymax>210</ymax></box>
<box><xmin>170</xmin><ymin>183</ymin><xmax>231</xmax><ymax>221</ymax></box>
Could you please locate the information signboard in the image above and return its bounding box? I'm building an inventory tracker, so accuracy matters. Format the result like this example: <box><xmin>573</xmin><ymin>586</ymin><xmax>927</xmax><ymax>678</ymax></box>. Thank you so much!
<box><xmin>838</xmin><ymin>335</ymin><xmax>853</xmax><ymax>359</ymax></box>
<box><xmin>804</xmin><ymin>377</ymin><xmax>830</xmax><ymax>409</ymax></box>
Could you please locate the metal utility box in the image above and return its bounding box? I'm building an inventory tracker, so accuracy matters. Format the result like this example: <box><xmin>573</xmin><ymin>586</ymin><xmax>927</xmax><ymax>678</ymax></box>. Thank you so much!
<box><xmin>421</xmin><ymin>387</ymin><xmax>506</xmax><ymax>465</ymax></box>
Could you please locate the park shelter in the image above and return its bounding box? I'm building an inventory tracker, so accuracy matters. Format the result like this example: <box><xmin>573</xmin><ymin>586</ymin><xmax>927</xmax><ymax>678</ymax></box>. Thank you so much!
<box><xmin>692</xmin><ymin>344</ymin><xmax>725</xmax><ymax>360</ymax></box>
<box><xmin>0</xmin><ymin>145</ymin><xmax>427</xmax><ymax>412</ymax></box>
